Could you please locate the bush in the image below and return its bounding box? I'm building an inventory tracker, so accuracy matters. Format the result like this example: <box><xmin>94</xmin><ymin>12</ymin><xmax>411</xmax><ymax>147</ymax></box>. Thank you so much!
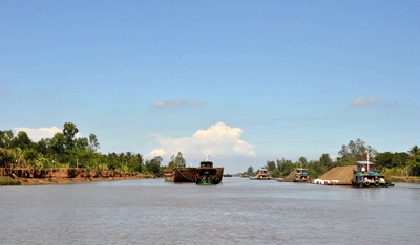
<box><xmin>0</xmin><ymin>177</ymin><xmax>21</xmax><ymax>185</ymax></box>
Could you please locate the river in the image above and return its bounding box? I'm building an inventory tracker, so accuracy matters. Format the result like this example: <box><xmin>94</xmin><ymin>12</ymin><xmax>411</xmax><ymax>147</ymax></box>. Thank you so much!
<box><xmin>1</xmin><ymin>178</ymin><xmax>419</xmax><ymax>244</ymax></box>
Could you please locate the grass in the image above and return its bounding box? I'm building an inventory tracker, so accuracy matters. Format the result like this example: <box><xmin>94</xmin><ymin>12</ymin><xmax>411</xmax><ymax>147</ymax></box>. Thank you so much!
<box><xmin>0</xmin><ymin>177</ymin><xmax>22</xmax><ymax>186</ymax></box>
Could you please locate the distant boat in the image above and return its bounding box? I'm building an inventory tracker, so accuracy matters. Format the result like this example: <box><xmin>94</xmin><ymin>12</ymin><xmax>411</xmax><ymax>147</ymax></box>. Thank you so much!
<box><xmin>223</xmin><ymin>174</ymin><xmax>232</xmax><ymax>177</ymax></box>
<box><xmin>293</xmin><ymin>168</ymin><xmax>311</xmax><ymax>183</ymax></box>
<box><xmin>250</xmin><ymin>169</ymin><xmax>272</xmax><ymax>180</ymax></box>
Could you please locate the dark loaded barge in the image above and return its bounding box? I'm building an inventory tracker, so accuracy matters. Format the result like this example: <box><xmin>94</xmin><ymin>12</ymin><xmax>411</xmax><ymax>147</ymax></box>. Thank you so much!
<box><xmin>164</xmin><ymin>153</ymin><xmax>224</xmax><ymax>184</ymax></box>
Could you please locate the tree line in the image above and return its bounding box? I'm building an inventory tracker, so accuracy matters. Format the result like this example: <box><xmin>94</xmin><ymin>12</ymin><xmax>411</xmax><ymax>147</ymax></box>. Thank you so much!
<box><xmin>246</xmin><ymin>139</ymin><xmax>420</xmax><ymax>178</ymax></box>
<box><xmin>0</xmin><ymin>122</ymin><xmax>167</xmax><ymax>175</ymax></box>
<box><xmin>2</xmin><ymin>125</ymin><xmax>419</xmax><ymax>178</ymax></box>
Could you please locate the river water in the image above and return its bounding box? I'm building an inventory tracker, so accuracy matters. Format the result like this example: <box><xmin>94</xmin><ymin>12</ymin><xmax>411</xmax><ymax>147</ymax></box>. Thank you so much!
<box><xmin>1</xmin><ymin>178</ymin><xmax>419</xmax><ymax>245</ymax></box>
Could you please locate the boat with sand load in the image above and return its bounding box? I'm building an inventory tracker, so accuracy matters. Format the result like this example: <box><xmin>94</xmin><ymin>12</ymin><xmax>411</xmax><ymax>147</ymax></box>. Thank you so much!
<box><xmin>293</xmin><ymin>168</ymin><xmax>311</xmax><ymax>183</ymax></box>
<box><xmin>164</xmin><ymin>153</ymin><xmax>224</xmax><ymax>184</ymax></box>
<box><xmin>351</xmin><ymin>153</ymin><xmax>393</xmax><ymax>188</ymax></box>
<box><xmin>250</xmin><ymin>169</ymin><xmax>272</xmax><ymax>180</ymax></box>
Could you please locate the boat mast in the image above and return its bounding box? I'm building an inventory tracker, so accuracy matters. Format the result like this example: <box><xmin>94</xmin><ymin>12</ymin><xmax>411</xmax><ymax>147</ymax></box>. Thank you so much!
<box><xmin>300</xmin><ymin>161</ymin><xmax>302</xmax><ymax>174</ymax></box>
<box><xmin>367</xmin><ymin>152</ymin><xmax>370</xmax><ymax>172</ymax></box>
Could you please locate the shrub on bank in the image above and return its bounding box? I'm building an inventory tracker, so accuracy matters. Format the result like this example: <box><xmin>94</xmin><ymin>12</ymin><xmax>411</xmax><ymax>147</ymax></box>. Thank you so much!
<box><xmin>0</xmin><ymin>177</ymin><xmax>22</xmax><ymax>185</ymax></box>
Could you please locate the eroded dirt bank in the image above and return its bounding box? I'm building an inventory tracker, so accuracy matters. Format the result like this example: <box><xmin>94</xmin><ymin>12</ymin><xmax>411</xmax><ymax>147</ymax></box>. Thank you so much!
<box><xmin>0</xmin><ymin>168</ymin><xmax>156</xmax><ymax>185</ymax></box>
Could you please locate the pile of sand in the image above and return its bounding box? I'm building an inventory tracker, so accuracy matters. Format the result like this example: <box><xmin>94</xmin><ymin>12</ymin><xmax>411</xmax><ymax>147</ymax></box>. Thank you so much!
<box><xmin>317</xmin><ymin>165</ymin><xmax>356</xmax><ymax>185</ymax></box>
<box><xmin>282</xmin><ymin>171</ymin><xmax>296</xmax><ymax>182</ymax></box>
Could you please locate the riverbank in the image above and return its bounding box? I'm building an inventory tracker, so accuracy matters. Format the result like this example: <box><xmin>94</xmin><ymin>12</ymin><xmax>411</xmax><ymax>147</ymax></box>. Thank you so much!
<box><xmin>0</xmin><ymin>168</ymin><xmax>157</xmax><ymax>185</ymax></box>
<box><xmin>384</xmin><ymin>174</ymin><xmax>420</xmax><ymax>183</ymax></box>
<box><xmin>279</xmin><ymin>165</ymin><xmax>419</xmax><ymax>184</ymax></box>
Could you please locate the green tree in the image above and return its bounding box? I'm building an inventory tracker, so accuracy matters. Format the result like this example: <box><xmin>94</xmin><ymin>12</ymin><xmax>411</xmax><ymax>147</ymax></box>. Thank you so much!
<box><xmin>36</xmin><ymin>138</ymin><xmax>50</xmax><ymax>156</ymax></box>
<box><xmin>307</xmin><ymin>160</ymin><xmax>326</xmax><ymax>178</ymax></box>
<box><xmin>12</xmin><ymin>131</ymin><xmax>32</xmax><ymax>150</ymax></box>
<box><xmin>375</xmin><ymin>152</ymin><xmax>394</xmax><ymax>169</ymax></box>
<box><xmin>391</xmin><ymin>153</ymin><xmax>408</xmax><ymax>169</ymax></box>
<box><xmin>247</xmin><ymin>166</ymin><xmax>254</xmax><ymax>176</ymax></box>
<box><xmin>408</xmin><ymin>145</ymin><xmax>419</xmax><ymax>156</ymax></box>
<box><xmin>107</xmin><ymin>152</ymin><xmax>121</xmax><ymax>171</ymax></box>
<box><xmin>145</xmin><ymin>156</ymin><xmax>162</xmax><ymax>174</ymax></box>
<box><xmin>276</xmin><ymin>158</ymin><xmax>295</xmax><ymax>177</ymax></box>
<box><xmin>339</xmin><ymin>139</ymin><xmax>376</xmax><ymax>158</ymax></box>
<box><xmin>23</xmin><ymin>149</ymin><xmax>38</xmax><ymax>166</ymax></box>
<box><xmin>319</xmin><ymin>153</ymin><xmax>333</xmax><ymax>166</ymax></box>
<box><xmin>63</xmin><ymin>122</ymin><xmax>79</xmax><ymax>150</ymax></box>
<box><xmin>338</xmin><ymin>144</ymin><xmax>350</xmax><ymax>159</ymax></box>
<box><xmin>298</xmin><ymin>157</ymin><xmax>308</xmax><ymax>168</ymax></box>
<box><xmin>50</xmin><ymin>133</ymin><xmax>66</xmax><ymax>154</ymax></box>
<box><xmin>407</xmin><ymin>154</ymin><xmax>420</xmax><ymax>176</ymax></box>
<box><xmin>133</xmin><ymin>153</ymin><xmax>144</xmax><ymax>173</ymax></box>
<box><xmin>0</xmin><ymin>130</ymin><xmax>14</xmax><ymax>149</ymax></box>
<box><xmin>168</xmin><ymin>152</ymin><xmax>186</xmax><ymax>168</ymax></box>
<box><xmin>0</xmin><ymin>149</ymin><xmax>16</xmax><ymax>168</ymax></box>
<box><xmin>89</xmin><ymin>134</ymin><xmax>100</xmax><ymax>152</ymax></box>
<box><xmin>266</xmin><ymin>160</ymin><xmax>276</xmax><ymax>172</ymax></box>
<box><xmin>75</xmin><ymin>137</ymin><xmax>89</xmax><ymax>150</ymax></box>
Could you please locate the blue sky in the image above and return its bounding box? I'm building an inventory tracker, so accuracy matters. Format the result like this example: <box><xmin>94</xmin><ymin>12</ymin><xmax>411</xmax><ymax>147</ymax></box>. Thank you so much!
<box><xmin>1</xmin><ymin>0</ymin><xmax>419</xmax><ymax>173</ymax></box>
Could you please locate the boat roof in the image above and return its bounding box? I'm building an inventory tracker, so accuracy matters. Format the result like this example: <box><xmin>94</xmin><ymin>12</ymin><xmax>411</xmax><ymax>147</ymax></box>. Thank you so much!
<box><xmin>357</xmin><ymin>161</ymin><xmax>375</xmax><ymax>164</ymax></box>
<box><xmin>296</xmin><ymin>168</ymin><xmax>307</xmax><ymax>171</ymax></box>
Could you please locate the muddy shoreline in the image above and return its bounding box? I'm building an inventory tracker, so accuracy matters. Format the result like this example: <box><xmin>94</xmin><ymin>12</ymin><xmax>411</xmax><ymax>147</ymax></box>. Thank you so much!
<box><xmin>0</xmin><ymin>168</ymin><xmax>158</xmax><ymax>185</ymax></box>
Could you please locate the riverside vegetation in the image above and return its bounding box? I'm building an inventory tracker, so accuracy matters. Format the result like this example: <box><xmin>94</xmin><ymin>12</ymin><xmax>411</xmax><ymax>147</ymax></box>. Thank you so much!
<box><xmin>1</xmin><ymin>123</ymin><xmax>419</xmax><ymax>185</ymax></box>
<box><xmin>0</xmin><ymin>122</ymin><xmax>183</xmax><ymax>185</ymax></box>
<box><xmin>245</xmin><ymin>139</ymin><xmax>420</xmax><ymax>183</ymax></box>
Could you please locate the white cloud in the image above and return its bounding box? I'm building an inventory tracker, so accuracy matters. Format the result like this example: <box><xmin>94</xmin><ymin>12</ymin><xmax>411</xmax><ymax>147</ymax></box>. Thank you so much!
<box><xmin>351</xmin><ymin>96</ymin><xmax>381</xmax><ymax>106</ymax></box>
<box><xmin>147</xmin><ymin>149</ymin><xmax>166</xmax><ymax>158</ymax></box>
<box><xmin>234</xmin><ymin>139</ymin><xmax>257</xmax><ymax>156</ymax></box>
<box><xmin>145</xmin><ymin>122</ymin><xmax>256</xmax><ymax>159</ymax></box>
<box><xmin>12</xmin><ymin>127</ymin><xmax>82</xmax><ymax>142</ymax></box>
<box><xmin>154</xmin><ymin>99</ymin><xmax>206</xmax><ymax>108</ymax></box>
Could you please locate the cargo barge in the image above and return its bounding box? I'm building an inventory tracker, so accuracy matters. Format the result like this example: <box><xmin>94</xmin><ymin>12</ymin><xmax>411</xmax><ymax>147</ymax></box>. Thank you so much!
<box><xmin>164</xmin><ymin>153</ymin><xmax>224</xmax><ymax>184</ymax></box>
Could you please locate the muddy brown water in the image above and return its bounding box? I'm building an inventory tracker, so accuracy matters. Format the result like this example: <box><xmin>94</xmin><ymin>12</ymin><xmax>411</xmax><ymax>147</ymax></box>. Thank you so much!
<box><xmin>1</xmin><ymin>178</ymin><xmax>419</xmax><ymax>244</ymax></box>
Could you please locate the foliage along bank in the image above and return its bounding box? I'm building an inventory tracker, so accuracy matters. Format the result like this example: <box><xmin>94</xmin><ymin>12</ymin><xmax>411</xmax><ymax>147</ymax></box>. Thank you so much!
<box><xmin>246</xmin><ymin>139</ymin><xmax>420</xmax><ymax>180</ymax></box>
<box><xmin>0</xmin><ymin>122</ymin><xmax>164</xmax><ymax>176</ymax></box>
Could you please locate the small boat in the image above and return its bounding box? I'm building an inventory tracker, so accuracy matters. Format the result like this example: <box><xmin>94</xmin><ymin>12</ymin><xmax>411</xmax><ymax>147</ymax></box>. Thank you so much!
<box><xmin>250</xmin><ymin>169</ymin><xmax>272</xmax><ymax>180</ymax></box>
<box><xmin>223</xmin><ymin>174</ymin><xmax>233</xmax><ymax>177</ymax></box>
<box><xmin>194</xmin><ymin>153</ymin><xmax>224</xmax><ymax>185</ymax></box>
<box><xmin>351</xmin><ymin>153</ymin><xmax>393</xmax><ymax>188</ymax></box>
<box><xmin>293</xmin><ymin>168</ymin><xmax>311</xmax><ymax>183</ymax></box>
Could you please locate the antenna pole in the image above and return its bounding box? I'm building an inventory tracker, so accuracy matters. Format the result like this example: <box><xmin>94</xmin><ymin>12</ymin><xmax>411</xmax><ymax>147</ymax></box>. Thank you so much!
<box><xmin>367</xmin><ymin>153</ymin><xmax>370</xmax><ymax>172</ymax></box>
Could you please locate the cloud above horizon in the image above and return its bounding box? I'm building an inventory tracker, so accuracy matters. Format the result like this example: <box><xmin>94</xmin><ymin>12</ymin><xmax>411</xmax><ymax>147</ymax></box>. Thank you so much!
<box><xmin>351</xmin><ymin>96</ymin><xmax>381</xmax><ymax>106</ymax></box>
<box><xmin>154</xmin><ymin>99</ymin><xmax>206</xmax><ymax>108</ymax></box>
<box><xmin>145</xmin><ymin>122</ymin><xmax>256</xmax><ymax>160</ymax></box>
<box><xmin>12</xmin><ymin>127</ymin><xmax>81</xmax><ymax>142</ymax></box>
